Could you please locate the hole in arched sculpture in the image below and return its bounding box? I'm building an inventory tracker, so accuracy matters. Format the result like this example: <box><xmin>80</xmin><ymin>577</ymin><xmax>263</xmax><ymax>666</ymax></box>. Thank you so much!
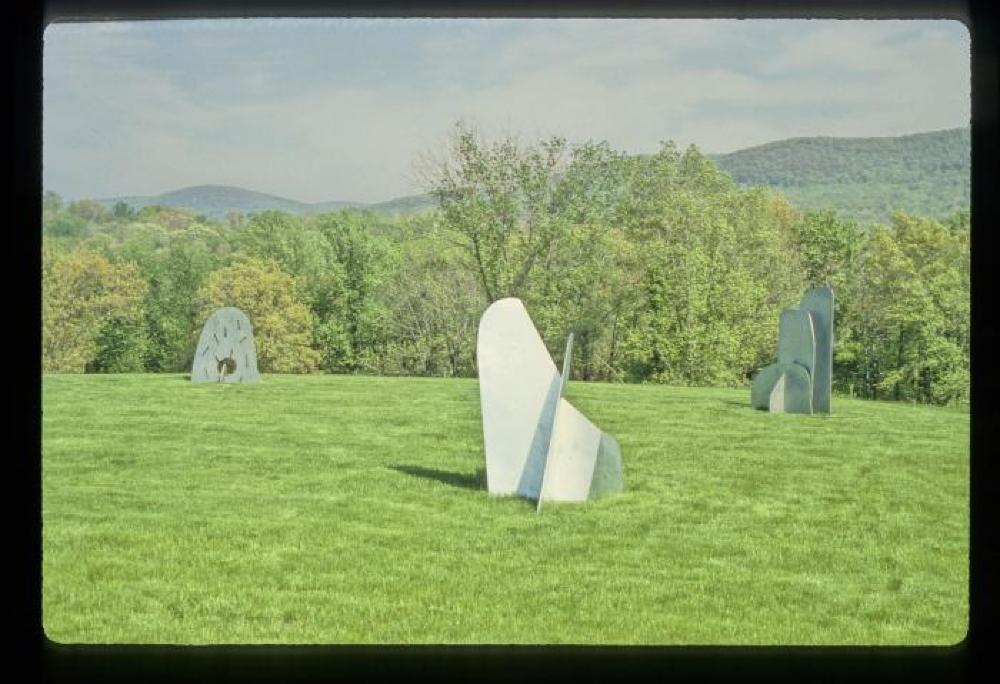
<box><xmin>217</xmin><ymin>356</ymin><xmax>238</xmax><ymax>379</ymax></box>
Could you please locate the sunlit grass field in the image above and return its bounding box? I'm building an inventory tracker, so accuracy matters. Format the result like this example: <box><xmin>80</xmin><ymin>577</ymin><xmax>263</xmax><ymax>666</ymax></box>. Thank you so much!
<box><xmin>41</xmin><ymin>374</ymin><xmax>969</xmax><ymax>645</ymax></box>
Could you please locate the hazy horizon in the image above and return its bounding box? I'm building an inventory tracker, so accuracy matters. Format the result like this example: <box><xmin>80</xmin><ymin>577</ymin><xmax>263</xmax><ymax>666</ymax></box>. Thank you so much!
<box><xmin>43</xmin><ymin>18</ymin><xmax>970</xmax><ymax>204</ymax></box>
<box><xmin>64</xmin><ymin>124</ymin><xmax>966</xmax><ymax>207</ymax></box>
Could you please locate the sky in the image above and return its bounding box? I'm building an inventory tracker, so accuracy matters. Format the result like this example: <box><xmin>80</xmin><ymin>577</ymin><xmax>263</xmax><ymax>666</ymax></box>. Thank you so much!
<box><xmin>42</xmin><ymin>18</ymin><xmax>970</xmax><ymax>204</ymax></box>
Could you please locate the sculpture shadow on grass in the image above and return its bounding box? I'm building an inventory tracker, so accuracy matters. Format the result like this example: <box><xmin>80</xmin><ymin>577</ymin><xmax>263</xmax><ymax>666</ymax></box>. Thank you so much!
<box><xmin>389</xmin><ymin>464</ymin><xmax>487</xmax><ymax>491</ymax></box>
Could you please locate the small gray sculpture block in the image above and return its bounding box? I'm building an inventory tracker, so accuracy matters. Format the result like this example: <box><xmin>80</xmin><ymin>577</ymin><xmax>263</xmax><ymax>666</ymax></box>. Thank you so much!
<box><xmin>751</xmin><ymin>363</ymin><xmax>812</xmax><ymax>414</ymax></box>
<box><xmin>769</xmin><ymin>362</ymin><xmax>813</xmax><ymax>414</ymax></box>
<box><xmin>751</xmin><ymin>363</ymin><xmax>781</xmax><ymax>410</ymax></box>
<box><xmin>191</xmin><ymin>307</ymin><xmax>261</xmax><ymax>383</ymax></box>
<box><xmin>477</xmin><ymin>298</ymin><xmax>622</xmax><ymax>509</ymax></box>
<box><xmin>799</xmin><ymin>285</ymin><xmax>834</xmax><ymax>413</ymax></box>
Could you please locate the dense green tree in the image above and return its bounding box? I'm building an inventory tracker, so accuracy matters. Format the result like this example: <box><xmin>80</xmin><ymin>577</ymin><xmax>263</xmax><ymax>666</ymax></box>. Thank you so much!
<box><xmin>791</xmin><ymin>209</ymin><xmax>864</xmax><ymax>289</ymax></box>
<box><xmin>112</xmin><ymin>201</ymin><xmax>135</xmax><ymax>220</ymax></box>
<box><xmin>42</xmin><ymin>246</ymin><xmax>148</xmax><ymax>372</ymax></box>
<box><xmin>87</xmin><ymin>314</ymin><xmax>148</xmax><ymax>373</ymax></box>
<box><xmin>310</xmin><ymin>211</ymin><xmax>397</xmax><ymax>373</ymax></box>
<box><xmin>425</xmin><ymin>122</ymin><xmax>569</xmax><ymax>302</ymax></box>
<box><xmin>134</xmin><ymin>205</ymin><xmax>198</xmax><ymax>230</ymax></box>
<box><xmin>233</xmin><ymin>211</ymin><xmax>349</xmax><ymax>347</ymax></box>
<box><xmin>526</xmin><ymin>141</ymin><xmax>640</xmax><ymax>379</ymax></box>
<box><xmin>618</xmin><ymin>146</ymin><xmax>806</xmax><ymax>386</ymax></box>
<box><xmin>381</xmin><ymin>215</ymin><xmax>482</xmax><ymax>377</ymax></box>
<box><xmin>233</xmin><ymin>211</ymin><xmax>327</xmax><ymax>280</ymax></box>
<box><xmin>525</xmin><ymin>222</ymin><xmax>637</xmax><ymax>381</ymax></box>
<box><xmin>424</xmin><ymin>131</ymin><xmax>641</xmax><ymax>380</ymax></box>
<box><xmin>67</xmin><ymin>199</ymin><xmax>111</xmax><ymax>224</ymax></box>
<box><xmin>195</xmin><ymin>258</ymin><xmax>320</xmax><ymax>373</ymax></box>
<box><xmin>142</xmin><ymin>239</ymin><xmax>218</xmax><ymax>372</ymax></box>
<box><xmin>840</xmin><ymin>212</ymin><xmax>968</xmax><ymax>404</ymax></box>
<box><xmin>789</xmin><ymin>209</ymin><xmax>866</xmax><ymax>396</ymax></box>
<box><xmin>44</xmin><ymin>212</ymin><xmax>90</xmax><ymax>240</ymax></box>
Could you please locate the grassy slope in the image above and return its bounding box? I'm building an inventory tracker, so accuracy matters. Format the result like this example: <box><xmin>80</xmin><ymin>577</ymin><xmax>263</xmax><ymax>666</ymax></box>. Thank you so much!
<box><xmin>41</xmin><ymin>374</ymin><xmax>968</xmax><ymax>645</ymax></box>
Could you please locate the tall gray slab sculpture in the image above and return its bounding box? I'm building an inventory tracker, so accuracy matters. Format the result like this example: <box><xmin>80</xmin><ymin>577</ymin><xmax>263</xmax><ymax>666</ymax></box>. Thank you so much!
<box><xmin>191</xmin><ymin>307</ymin><xmax>261</xmax><ymax>383</ymax></box>
<box><xmin>751</xmin><ymin>285</ymin><xmax>834</xmax><ymax>415</ymax></box>
<box><xmin>777</xmin><ymin>308</ymin><xmax>816</xmax><ymax>378</ymax></box>
<box><xmin>477</xmin><ymin>298</ymin><xmax>622</xmax><ymax>508</ymax></box>
<box><xmin>799</xmin><ymin>285</ymin><xmax>834</xmax><ymax>413</ymax></box>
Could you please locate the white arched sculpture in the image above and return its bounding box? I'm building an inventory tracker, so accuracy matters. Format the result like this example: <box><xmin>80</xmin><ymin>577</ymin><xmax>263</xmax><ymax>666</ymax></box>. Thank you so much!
<box><xmin>476</xmin><ymin>298</ymin><xmax>622</xmax><ymax>510</ymax></box>
<box><xmin>191</xmin><ymin>307</ymin><xmax>262</xmax><ymax>383</ymax></box>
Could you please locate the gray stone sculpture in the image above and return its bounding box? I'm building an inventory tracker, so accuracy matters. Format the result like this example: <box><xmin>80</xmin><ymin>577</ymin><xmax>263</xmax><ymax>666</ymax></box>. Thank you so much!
<box><xmin>751</xmin><ymin>362</ymin><xmax>813</xmax><ymax>414</ymax></box>
<box><xmin>799</xmin><ymin>286</ymin><xmax>834</xmax><ymax>413</ymax></box>
<box><xmin>191</xmin><ymin>307</ymin><xmax>261</xmax><ymax>383</ymax></box>
<box><xmin>751</xmin><ymin>285</ymin><xmax>834</xmax><ymax>414</ymax></box>
<box><xmin>477</xmin><ymin>298</ymin><xmax>622</xmax><ymax>509</ymax></box>
<box><xmin>777</xmin><ymin>309</ymin><xmax>816</xmax><ymax>378</ymax></box>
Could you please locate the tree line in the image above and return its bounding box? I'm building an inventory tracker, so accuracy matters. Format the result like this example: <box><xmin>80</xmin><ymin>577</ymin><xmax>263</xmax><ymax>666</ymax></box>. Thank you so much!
<box><xmin>41</xmin><ymin>123</ymin><xmax>970</xmax><ymax>405</ymax></box>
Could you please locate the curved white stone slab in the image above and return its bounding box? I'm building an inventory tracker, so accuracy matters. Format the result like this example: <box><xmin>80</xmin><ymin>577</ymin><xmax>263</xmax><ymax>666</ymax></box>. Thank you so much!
<box><xmin>191</xmin><ymin>307</ymin><xmax>261</xmax><ymax>383</ymax></box>
<box><xmin>800</xmin><ymin>286</ymin><xmax>834</xmax><ymax>413</ymax></box>
<box><xmin>538</xmin><ymin>398</ymin><xmax>602</xmax><ymax>505</ymax></box>
<box><xmin>477</xmin><ymin>298</ymin><xmax>561</xmax><ymax>497</ymax></box>
<box><xmin>537</xmin><ymin>332</ymin><xmax>620</xmax><ymax>508</ymax></box>
<box><xmin>477</xmin><ymin>299</ymin><xmax>623</xmax><ymax>507</ymax></box>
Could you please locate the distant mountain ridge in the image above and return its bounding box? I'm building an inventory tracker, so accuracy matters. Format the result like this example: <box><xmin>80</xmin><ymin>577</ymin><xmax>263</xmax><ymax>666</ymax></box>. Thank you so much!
<box><xmin>708</xmin><ymin>127</ymin><xmax>970</xmax><ymax>223</ymax></box>
<box><xmin>95</xmin><ymin>184</ymin><xmax>436</xmax><ymax>219</ymax></box>
<box><xmin>90</xmin><ymin>127</ymin><xmax>970</xmax><ymax>224</ymax></box>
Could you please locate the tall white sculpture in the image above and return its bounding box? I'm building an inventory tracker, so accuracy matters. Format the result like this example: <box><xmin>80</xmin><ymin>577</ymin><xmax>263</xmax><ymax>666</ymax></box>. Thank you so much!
<box><xmin>476</xmin><ymin>298</ymin><xmax>622</xmax><ymax>509</ymax></box>
<box><xmin>191</xmin><ymin>307</ymin><xmax>262</xmax><ymax>383</ymax></box>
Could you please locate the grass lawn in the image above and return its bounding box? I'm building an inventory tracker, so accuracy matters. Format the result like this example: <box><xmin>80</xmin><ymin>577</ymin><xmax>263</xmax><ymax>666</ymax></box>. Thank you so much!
<box><xmin>41</xmin><ymin>374</ymin><xmax>969</xmax><ymax>645</ymax></box>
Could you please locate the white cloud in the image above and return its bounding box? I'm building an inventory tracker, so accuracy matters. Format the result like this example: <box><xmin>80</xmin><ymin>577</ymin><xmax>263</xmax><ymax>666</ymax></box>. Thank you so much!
<box><xmin>42</xmin><ymin>18</ymin><xmax>970</xmax><ymax>203</ymax></box>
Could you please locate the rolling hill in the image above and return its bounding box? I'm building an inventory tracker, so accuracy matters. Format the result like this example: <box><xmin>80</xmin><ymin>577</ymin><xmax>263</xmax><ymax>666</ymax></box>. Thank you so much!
<box><xmin>95</xmin><ymin>185</ymin><xmax>435</xmax><ymax>220</ymax></box>
<box><xmin>89</xmin><ymin>128</ymin><xmax>970</xmax><ymax>224</ymax></box>
<box><xmin>708</xmin><ymin>127</ymin><xmax>970</xmax><ymax>223</ymax></box>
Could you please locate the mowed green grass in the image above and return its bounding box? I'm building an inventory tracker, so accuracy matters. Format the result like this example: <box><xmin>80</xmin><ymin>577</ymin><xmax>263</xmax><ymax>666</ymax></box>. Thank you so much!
<box><xmin>41</xmin><ymin>374</ymin><xmax>969</xmax><ymax>645</ymax></box>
